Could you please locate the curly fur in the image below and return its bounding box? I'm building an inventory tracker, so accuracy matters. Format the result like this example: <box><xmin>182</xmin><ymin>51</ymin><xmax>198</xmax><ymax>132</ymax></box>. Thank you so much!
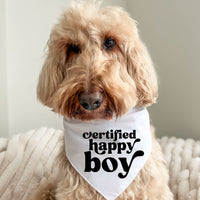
<box><xmin>32</xmin><ymin>1</ymin><xmax>173</xmax><ymax>199</ymax></box>
<box><xmin>37</xmin><ymin>1</ymin><xmax>157</xmax><ymax>120</ymax></box>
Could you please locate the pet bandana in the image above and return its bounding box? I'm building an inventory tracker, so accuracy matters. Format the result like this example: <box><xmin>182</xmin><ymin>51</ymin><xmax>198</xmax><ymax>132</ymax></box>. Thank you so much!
<box><xmin>63</xmin><ymin>107</ymin><xmax>152</xmax><ymax>200</ymax></box>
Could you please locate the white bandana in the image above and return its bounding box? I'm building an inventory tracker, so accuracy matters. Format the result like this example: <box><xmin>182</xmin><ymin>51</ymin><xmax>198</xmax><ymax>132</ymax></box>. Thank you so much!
<box><xmin>63</xmin><ymin>107</ymin><xmax>152</xmax><ymax>200</ymax></box>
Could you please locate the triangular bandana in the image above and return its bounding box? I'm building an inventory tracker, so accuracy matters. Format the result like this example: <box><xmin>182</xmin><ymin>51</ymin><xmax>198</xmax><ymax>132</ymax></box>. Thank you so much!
<box><xmin>63</xmin><ymin>107</ymin><xmax>152</xmax><ymax>200</ymax></box>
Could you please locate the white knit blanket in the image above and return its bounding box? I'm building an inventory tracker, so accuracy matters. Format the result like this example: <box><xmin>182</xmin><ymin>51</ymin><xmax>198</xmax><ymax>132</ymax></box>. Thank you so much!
<box><xmin>0</xmin><ymin>127</ymin><xmax>200</xmax><ymax>200</ymax></box>
<box><xmin>158</xmin><ymin>137</ymin><xmax>200</xmax><ymax>200</ymax></box>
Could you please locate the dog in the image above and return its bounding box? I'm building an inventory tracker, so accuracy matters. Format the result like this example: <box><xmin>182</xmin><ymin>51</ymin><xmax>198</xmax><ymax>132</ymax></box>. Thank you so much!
<box><xmin>31</xmin><ymin>1</ymin><xmax>173</xmax><ymax>200</ymax></box>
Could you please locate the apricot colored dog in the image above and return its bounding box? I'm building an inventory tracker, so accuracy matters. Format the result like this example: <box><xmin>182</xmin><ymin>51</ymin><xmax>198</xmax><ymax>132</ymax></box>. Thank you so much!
<box><xmin>32</xmin><ymin>2</ymin><xmax>173</xmax><ymax>200</ymax></box>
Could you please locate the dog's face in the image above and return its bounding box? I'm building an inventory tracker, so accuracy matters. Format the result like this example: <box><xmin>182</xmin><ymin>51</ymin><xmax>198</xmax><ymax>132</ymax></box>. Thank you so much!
<box><xmin>37</xmin><ymin>2</ymin><xmax>158</xmax><ymax>120</ymax></box>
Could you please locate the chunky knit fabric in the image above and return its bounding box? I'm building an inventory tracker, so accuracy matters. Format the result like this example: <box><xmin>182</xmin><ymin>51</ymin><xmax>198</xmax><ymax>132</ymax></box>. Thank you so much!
<box><xmin>0</xmin><ymin>128</ymin><xmax>200</xmax><ymax>200</ymax></box>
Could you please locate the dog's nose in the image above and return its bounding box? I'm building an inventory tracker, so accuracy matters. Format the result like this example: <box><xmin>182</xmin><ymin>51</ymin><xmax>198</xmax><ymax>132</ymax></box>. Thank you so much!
<box><xmin>78</xmin><ymin>91</ymin><xmax>104</xmax><ymax>110</ymax></box>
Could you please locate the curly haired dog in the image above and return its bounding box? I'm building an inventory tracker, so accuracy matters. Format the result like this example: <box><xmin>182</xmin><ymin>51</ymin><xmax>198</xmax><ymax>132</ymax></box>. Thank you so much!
<box><xmin>32</xmin><ymin>1</ymin><xmax>173</xmax><ymax>200</ymax></box>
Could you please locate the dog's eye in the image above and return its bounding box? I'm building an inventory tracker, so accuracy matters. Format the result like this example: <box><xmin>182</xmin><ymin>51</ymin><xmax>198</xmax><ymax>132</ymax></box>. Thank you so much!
<box><xmin>103</xmin><ymin>38</ymin><xmax>116</xmax><ymax>50</ymax></box>
<box><xmin>68</xmin><ymin>44</ymin><xmax>80</xmax><ymax>54</ymax></box>
<box><xmin>66</xmin><ymin>44</ymin><xmax>81</xmax><ymax>61</ymax></box>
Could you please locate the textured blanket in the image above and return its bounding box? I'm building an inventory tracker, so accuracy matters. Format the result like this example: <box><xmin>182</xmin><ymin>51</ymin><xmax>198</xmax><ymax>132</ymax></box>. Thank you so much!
<box><xmin>0</xmin><ymin>127</ymin><xmax>200</xmax><ymax>200</ymax></box>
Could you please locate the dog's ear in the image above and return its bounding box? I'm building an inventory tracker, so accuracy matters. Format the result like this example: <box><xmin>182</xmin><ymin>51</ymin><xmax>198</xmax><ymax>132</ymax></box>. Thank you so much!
<box><xmin>127</xmin><ymin>37</ymin><xmax>158</xmax><ymax>107</ymax></box>
<box><xmin>37</xmin><ymin>41</ymin><xmax>65</xmax><ymax>107</ymax></box>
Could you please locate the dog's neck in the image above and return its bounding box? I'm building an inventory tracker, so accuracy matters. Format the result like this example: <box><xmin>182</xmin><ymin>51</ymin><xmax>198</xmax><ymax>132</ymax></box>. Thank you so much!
<box><xmin>63</xmin><ymin>107</ymin><xmax>152</xmax><ymax>200</ymax></box>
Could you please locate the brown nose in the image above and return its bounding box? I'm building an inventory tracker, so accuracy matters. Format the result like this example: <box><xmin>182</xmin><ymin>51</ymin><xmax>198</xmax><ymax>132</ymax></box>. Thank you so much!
<box><xmin>78</xmin><ymin>91</ymin><xmax>104</xmax><ymax>110</ymax></box>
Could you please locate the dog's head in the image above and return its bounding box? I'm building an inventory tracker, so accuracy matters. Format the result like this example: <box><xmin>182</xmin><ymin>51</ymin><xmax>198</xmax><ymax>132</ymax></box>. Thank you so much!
<box><xmin>37</xmin><ymin>2</ymin><xmax>158</xmax><ymax>120</ymax></box>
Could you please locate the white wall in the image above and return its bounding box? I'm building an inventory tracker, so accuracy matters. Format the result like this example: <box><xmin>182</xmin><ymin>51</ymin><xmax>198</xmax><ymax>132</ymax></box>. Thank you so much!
<box><xmin>127</xmin><ymin>0</ymin><xmax>200</xmax><ymax>139</ymax></box>
<box><xmin>5</xmin><ymin>0</ymin><xmax>72</xmax><ymax>136</ymax></box>
<box><xmin>0</xmin><ymin>0</ymin><xmax>8</xmax><ymax>137</ymax></box>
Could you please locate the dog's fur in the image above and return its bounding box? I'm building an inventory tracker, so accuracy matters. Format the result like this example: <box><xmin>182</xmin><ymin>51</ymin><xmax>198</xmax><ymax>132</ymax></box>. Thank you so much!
<box><xmin>32</xmin><ymin>2</ymin><xmax>173</xmax><ymax>199</ymax></box>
